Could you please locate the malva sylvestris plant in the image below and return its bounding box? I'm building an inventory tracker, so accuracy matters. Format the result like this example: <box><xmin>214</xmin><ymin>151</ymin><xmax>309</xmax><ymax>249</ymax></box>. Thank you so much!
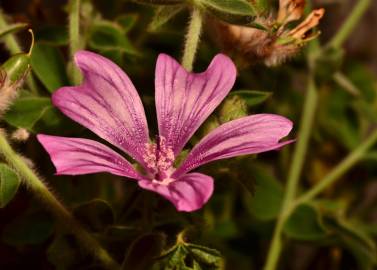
<box><xmin>37</xmin><ymin>50</ymin><xmax>293</xmax><ymax>212</ymax></box>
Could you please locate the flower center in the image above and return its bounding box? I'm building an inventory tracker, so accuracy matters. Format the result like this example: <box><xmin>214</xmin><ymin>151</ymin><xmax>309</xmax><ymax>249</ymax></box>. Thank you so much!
<box><xmin>143</xmin><ymin>136</ymin><xmax>175</xmax><ymax>182</ymax></box>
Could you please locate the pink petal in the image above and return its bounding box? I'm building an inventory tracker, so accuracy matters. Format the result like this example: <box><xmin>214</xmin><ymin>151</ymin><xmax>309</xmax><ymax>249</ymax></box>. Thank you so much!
<box><xmin>155</xmin><ymin>53</ymin><xmax>236</xmax><ymax>156</ymax></box>
<box><xmin>174</xmin><ymin>114</ymin><xmax>293</xmax><ymax>177</ymax></box>
<box><xmin>37</xmin><ymin>134</ymin><xmax>142</xmax><ymax>179</ymax></box>
<box><xmin>138</xmin><ymin>173</ymin><xmax>214</xmax><ymax>212</ymax></box>
<box><xmin>52</xmin><ymin>51</ymin><xmax>149</xmax><ymax>164</ymax></box>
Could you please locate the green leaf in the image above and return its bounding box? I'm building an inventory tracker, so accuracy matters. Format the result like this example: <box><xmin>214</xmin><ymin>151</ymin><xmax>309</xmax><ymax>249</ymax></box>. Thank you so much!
<box><xmin>0</xmin><ymin>163</ymin><xmax>20</xmax><ymax>208</ymax></box>
<box><xmin>153</xmin><ymin>239</ymin><xmax>222</xmax><ymax>270</ymax></box>
<box><xmin>2</xmin><ymin>211</ymin><xmax>54</xmax><ymax>245</ymax></box>
<box><xmin>73</xmin><ymin>199</ymin><xmax>115</xmax><ymax>232</ymax></box>
<box><xmin>116</xmin><ymin>14</ymin><xmax>139</xmax><ymax>32</ymax></box>
<box><xmin>88</xmin><ymin>21</ymin><xmax>138</xmax><ymax>55</ymax></box>
<box><xmin>35</xmin><ymin>25</ymin><xmax>69</xmax><ymax>46</ymax></box>
<box><xmin>148</xmin><ymin>5</ymin><xmax>185</xmax><ymax>32</ymax></box>
<box><xmin>186</xmin><ymin>243</ymin><xmax>222</xmax><ymax>267</ymax></box>
<box><xmin>0</xmin><ymin>23</ymin><xmax>28</xmax><ymax>39</ymax></box>
<box><xmin>3</xmin><ymin>95</ymin><xmax>64</xmax><ymax>133</ymax></box>
<box><xmin>284</xmin><ymin>204</ymin><xmax>328</xmax><ymax>241</ymax></box>
<box><xmin>229</xmin><ymin>90</ymin><xmax>272</xmax><ymax>107</ymax></box>
<box><xmin>31</xmin><ymin>43</ymin><xmax>69</xmax><ymax>92</ymax></box>
<box><xmin>132</xmin><ymin>0</ymin><xmax>184</xmax><ymax>5</ymax></box>
<box><xmin>3</xmin><ymin>91</ymin><xmax>75</xmax><ymax>134</ymax></box>
<box><xmin>122</xmin><ymin>232</ymin><xmax>166</xmax><ymax>270</ymax></box>
<box><xmin>153</xmin><ymin>245</ymin><xmax>188</xmax><ymax>270</ymax></box>
<box><xmin>253</xmin><ymin>0</ymin><xmax>269</xmax><ymax>13</ymax></box>
<box><xmin>197</xmin><ymin>0</ymin><xmax>256</xmax><ymax>25</ymax></box>
<box><xmin>323</xmin><ymin>218</ymin><xmax>377</xmax><ymax>270</ymax></box>
<box><xmin>243</xmin><ymin>164</ymin><xmax>283</xmax><ymax>221</ymax></box>
<box><xmin>4</xmin><ymin>96</ymin><xmax>50</xmax><ymax>130</ymax></box>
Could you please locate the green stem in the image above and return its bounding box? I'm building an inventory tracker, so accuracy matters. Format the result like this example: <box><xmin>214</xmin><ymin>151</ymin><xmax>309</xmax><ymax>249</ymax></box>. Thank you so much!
<box><xmin>69</xmin><ymin>0</ymin><xmax>82</xmax><ymax>85</ymax></box>
<box><xmin>284</xmin><ymin>76</ymin><xmax>317</xmax><ymax>204</ymax></box>
<box><xmin>297</xmin><ymin>129</ymin><xmax>377</xmax><ymax>204</ymax></box>
<box><xmin>329</xmin><ymin>0</ymin><xmax>372</xmax><ymax>48</ymax></box>
<box><xmin>263</xmin><ymin>214</ymin><xmax>285</xmax><ymax>270</ymax></box>
<box><xmin>181</xmin><ymin>8</ymin><xmax>202</xmax><ymax>72</ymax></box>
<box><xmin>0</xmin><ymin>131</ymin><xmax>120</xmax><ymax>270</ymax></box>
<box><xmin>0</xmin><ymin>10</ymin><xmax>38</xmax><ymax>93</ymax></box>
<box><xmin>263</xmin><ymin>76</ymin><xmax>318</xmax><ymax>270</ymax></box>
<box><xmin>333</xmin><ymin>72</ymin><xmax>360</xmax><ymax>96</ymax></box>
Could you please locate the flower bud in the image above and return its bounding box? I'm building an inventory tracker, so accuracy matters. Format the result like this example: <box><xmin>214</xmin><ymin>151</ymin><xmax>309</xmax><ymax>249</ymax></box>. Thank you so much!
<box><xmin>212</xmin><ymin>0</ymin><xmax>325</xmax><ymax>67</ymax></box>
<box><xmin>1</xmin><ymin>53</ymin><xmax>30</xmax><ymax>84</ymax></box>
<box><xmin>219</xmin><ymin>95</ymin><xmax>248</xmax><ymax>124</ymax></box>
<box><xmin>0</xmin><ymin>29</ymin><xmax>33</xmax><ymax>115</ymax></box>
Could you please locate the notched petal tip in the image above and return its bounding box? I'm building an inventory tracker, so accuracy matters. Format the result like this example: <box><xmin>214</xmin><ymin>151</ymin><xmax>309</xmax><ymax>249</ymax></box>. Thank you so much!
<box><xmin>155</xmin><ymin>52</ymin><xmax>238</xmax><ymax>155</ymax></box>
<box><xmin>157</xmin><ymin>52</ymin><xmax>237</xmax><ymax>79</ymax></box>
<box><xmin>50</xmin><ymin>86</ymin><xmax>72</xmax><ymax>108</ymax></box>
<box><xmin>209</xmin><ymin>54</ymin><xmax>237</xmax><ymax>74</ymax></box>
<box><xmin>73</xmin><ymin>50</ymin><xmax>99</xmax><ymax>66</ymax></box>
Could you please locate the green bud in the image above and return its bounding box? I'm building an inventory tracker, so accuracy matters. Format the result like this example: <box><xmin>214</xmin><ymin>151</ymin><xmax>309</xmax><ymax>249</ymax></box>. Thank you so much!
<box><xmin>198</xmin><ymin>115</ymin><xmax>220</xmax><ymax>139</ymax></box>
<box><xmin>1</xmin><ymin>53</ymin><xmax>30</xmax><ymax>84</ymax></box>
<box><xmin>174</xmin><ymin>149</ymin><xmax>190</xmax><ymax>167</ymax></box>
<box><xmin>1</xmin><ymin>29</ymin><xmax>33</xmax><ymax>85</ymax></box>
<box><xmin>0</xmin><ymin>29</ymin><xmax>34</xmax><ymax>116</ymax></box>
<box><xmin>218</xmin><ymin>95</ymin><xmax>248</xmax><ymax>124</ymax></box>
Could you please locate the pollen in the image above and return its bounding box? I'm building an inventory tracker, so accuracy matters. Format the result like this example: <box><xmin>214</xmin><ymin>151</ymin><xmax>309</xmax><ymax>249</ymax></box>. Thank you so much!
<box><xmin>143</xmin><ymin>136</ymin><xmax>175</xmax><ymax>175</ymax></box>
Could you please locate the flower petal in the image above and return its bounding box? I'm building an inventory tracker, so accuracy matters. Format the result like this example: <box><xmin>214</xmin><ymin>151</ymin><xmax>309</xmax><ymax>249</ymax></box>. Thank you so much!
<box><xmin>155</xmin><ymin>53</ymin><xmax>236</xmax><ymax>156</ymax></box>
<box><xmin>37</xmin><ymin>134</ymin><xmax>142</xmax><ymax>179</ymax></box>
<box><xmin>138</xmin><ymin>173</ymin><xmax>214</xmax><ymax>212</ymax></box>
<box><xmin>52</xmin><ymin>50</ymin><xmax>149</xmax><ymax>164</ymax></box>
<box><xmin>174</xmin><ymin>114</ymin><xmax>293</xmax><ymax>177</ymax></box>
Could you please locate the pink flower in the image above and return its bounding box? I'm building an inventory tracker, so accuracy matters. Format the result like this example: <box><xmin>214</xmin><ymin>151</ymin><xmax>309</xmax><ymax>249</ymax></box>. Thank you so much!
<box><xmin>37</xmin><ymin>51</ymin><xmax>293</xmax><ymax>212</ymax></box>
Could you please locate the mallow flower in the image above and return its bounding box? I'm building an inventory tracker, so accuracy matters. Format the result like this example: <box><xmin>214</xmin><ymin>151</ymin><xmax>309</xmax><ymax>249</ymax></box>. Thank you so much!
<box><xmin>37</xmin><ymin>51</ymin><xmax>293</xmax><ymax>212</ymax></box>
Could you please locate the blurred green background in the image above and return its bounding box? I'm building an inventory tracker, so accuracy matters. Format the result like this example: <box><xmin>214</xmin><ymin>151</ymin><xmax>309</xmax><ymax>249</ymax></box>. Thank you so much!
<box><xmin>0</xmin><ymin>0</ymin><xmax>377</xmax><ymax>269</ymax></box>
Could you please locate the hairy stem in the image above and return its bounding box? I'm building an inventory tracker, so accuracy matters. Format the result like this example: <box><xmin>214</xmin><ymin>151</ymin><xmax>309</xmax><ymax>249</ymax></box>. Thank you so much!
<box><xmin>263</xmin><ymin>76</ymin><xmax>318</xmax><ymax>270</ymax></box>
<box><xmin>329</xmin><ymin>0</ymin><xmax>372</xmax><ymax>48</ymax></box>
<box><xmin>0</xmin><ymin>131</ymin><xmax>120</xmax><ymax>270</ymax></box>
<box><xmin>0</xmin><ymin>10</ymin><xmax>38</xmax><ymax>93</ymax></box>
<box><xmin>181</xmin><ymin>7</ymin><xmax>202</xmax><ymax>72</ymax></box>
<box><xmin>297</xmin><ymin>129</ymin><xmax>377</xmax><ymax>204</ymax></box>
<box><xmin>69</xmin><ymin>0</ymin><xmax>82</xmax><ymax>85</ymax></box>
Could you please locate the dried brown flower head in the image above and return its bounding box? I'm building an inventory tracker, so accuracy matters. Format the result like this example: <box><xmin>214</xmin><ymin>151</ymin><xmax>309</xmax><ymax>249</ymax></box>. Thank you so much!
<box><xmin>213</xmin><ymin>0</ymin><xmax>325</xmax><ymax>66</ymax></box>
<box><xmin>0</xmin><ymin>68</ymin><xmax>21</xmax><ymax>116</ymax></box>
<box><xmin>11</xmin><ymin>128</ymin><xmax>30</xmax><ymax>142</ymax></box>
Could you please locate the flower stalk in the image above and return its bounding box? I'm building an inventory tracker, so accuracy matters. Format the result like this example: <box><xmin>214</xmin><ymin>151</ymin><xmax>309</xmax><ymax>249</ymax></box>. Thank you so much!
<box><xmin>297</xmin><ymin>129</ymin><xmax>377</xmax><ymax>204</ymax></box>
<box><xmin>0</xmin><ymin>131</ymin><xmax>120</xmax><ymax>270</ymax></box>
<box><xmin>329</xmin><ymin>0</ymin><xmax>372</xmax><ymax>48</ymax></box>
<box><xmin>69</xmin><ymin>0</ymin><xmax>82</xmax><ymax>85</ymax></box>
<box><xmin>264</xmin><ymin>1</ymin><xmax>373</xmax><ymax>268</ymax></box>
<box><xmin>181</xmin><ymin>7</ymin><xmax>202</xmax><ymax>71</ymax></box>
<box><xmin>263</xmin><ymin>75</ymin><xmax>318</xmax><ymax>270</ymax></box>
